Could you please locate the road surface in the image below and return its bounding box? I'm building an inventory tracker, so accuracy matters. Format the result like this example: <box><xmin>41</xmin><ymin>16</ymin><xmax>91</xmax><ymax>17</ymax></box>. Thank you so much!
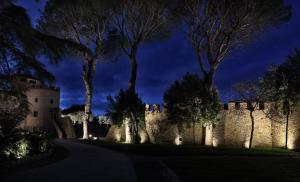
<box><xmin>2</xmin><ymin>139</ymin><xmax>138</xmax><ymax>182</ymax></box>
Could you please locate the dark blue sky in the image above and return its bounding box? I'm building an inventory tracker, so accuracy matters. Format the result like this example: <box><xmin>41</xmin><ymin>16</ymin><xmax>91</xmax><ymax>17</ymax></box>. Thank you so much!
<box><xmin>19</xmin><ymin>0</ymin><xmax>300</xmax><ymax>115</ymax></box>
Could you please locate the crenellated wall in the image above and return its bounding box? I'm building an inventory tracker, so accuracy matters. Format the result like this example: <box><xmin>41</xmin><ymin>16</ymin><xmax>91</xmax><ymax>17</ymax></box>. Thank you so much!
<box><xmin>214</xmin><ymin>102</ymin><xmax>300</xmax><ymax>149</ymax></box>
<box><xmin>105</xmin><ymin>103</ymin><xmax>300</xmax><ymax>149</ymax></box>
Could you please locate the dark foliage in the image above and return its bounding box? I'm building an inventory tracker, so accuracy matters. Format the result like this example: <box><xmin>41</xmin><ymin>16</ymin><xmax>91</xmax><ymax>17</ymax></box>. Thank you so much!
<box><xmin>0</xmin><ymin>83</ymin><xmax>28</xmax><ymax>137</ymax></box>
<box><xmin>262</xmin><ymin>49</ymin><xmax>300</xmax><ymax>104</ymax></box>
<box><xmin>182</xmin><ymin>0</ymin><xmax>291</xmax><ymax>90</ymax></box>
<box><xmin>61</xmin><ymin>105</ymin><xmax>85</xmax><ymax>115</ymax></box>
<box><xmin>106</xmin><ymin>90</ymin><xmax>145</xmax><ymax>143</ymax></box>
<box><xmin>0</xmin><ymin>130</ymin><xmax>51</xmax><ymax>160</ymax></box>
<box><xmin>261</xmin><ymin>49</ymin><xmax>300</xmax><ymax>149</ymax></box>
<box><xmin>164</xmin><ymin>73</ymin><xmax>221</xmax><ymax>125</ymax></box>
<box><xmin>0</xmin><ymin>1</ymin><xmax>85</xmax><ymax>82</ymax></box>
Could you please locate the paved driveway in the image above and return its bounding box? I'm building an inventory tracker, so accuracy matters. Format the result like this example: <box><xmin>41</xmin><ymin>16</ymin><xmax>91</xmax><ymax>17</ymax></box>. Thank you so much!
<box><xmin>2</xmin><ymin>139</ymin><xmax>138</xmax><ymax>182</ymax></box>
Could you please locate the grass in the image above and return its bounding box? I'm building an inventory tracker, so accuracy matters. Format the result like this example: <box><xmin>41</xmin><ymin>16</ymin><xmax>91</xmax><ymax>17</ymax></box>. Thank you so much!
<box><xmin>80</xmin><ymin>140</ymin><xmax>296</xmax><ymax>157</ymax></box>
<box><xmin>161</xmin><ymin>156</ymin><xmax>300</xmax><ymax>182</ymax></box>
<box><xmin>80</xmin><ymin>140</ymin><xmax>300</xmax><ymax>182</ymax></box>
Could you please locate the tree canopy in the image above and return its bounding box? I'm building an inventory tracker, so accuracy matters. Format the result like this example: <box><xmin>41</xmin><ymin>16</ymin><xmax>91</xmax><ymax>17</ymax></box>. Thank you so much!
<box><xmin>262</xmin><ymin>50</ymin><xmax>300</xmax><ymax>105</ymax></box>
<box><xmin>164</xmin><ymin>73</ymin><xmax>221</xmax><ymax>126</ymax></box>
<box><xmin>112</xmin><ymin>0</ymin><xmax>179</xmax><ymax>92</ymax></box>
<box><xmin>38</xmin><ymin>0</ymin><xmax>119</xmax><ymax>139</ymax></box>
<box><xmin>0</xmin><ymin>0</ymin><xmax>85</xmax><ymax>82</ymax></box>
<box><xmin>106</xmin><ymin>90</ymin><xmax>145</xmax><ymax>143</ymax></box>
<box><xmin>261</xmin><ymin>50</ymin><xmax>300</xmax><ymax>149</ymax></box>
<box><xmin>183</xmin><ymin>0</ymin><xmax>291</xmax><ymax>90</ymax></box>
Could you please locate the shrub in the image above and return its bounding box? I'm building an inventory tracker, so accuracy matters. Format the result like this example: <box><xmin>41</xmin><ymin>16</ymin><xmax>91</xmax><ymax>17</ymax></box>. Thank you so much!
<box><xmin>1</xmin><ymin>130</ymin><xmax>51</xmax><ymax>160</ymax></box>
<box><xmin>4</xmin><ymin>138</ymin><xmax>30</xmax><ymax>159</ymax></box>
<box><xmin>38</xmin><ymin>138</ymin><xmax>49</xmax><ymax>153</ymax></box>
<box><xmin>27</xmin><ymin>131</ymin><xmax>50</xmax><ymax>154</ymax></box>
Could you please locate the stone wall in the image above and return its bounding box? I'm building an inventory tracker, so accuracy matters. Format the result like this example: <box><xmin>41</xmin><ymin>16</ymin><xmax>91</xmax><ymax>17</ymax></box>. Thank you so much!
<box><xmin>214</xmin><ymin>103</ymin><xmax>272</xmax><ymax>148</ymax></box>
<box><xmin>105</xmin><ymin>103</ymin><xmax>300</xmax><ymax>149</ymax></box>
<box><xmin>105</xmin><ymin>104</ymin><xmax>204</xmax><ymax>145</ymax></box>
<box><xmin>105</xmin><ymin>125</ymin><xmax>126</xmax><ymax>143</ymax></box>
<box><xmin>20</xmin><ymin>87</ymin><xmax>60</xmax><ymax>131</ymax></box>
<box><xmin>57</xmin><ymin>117</ymin><xmax>76</xmax><ymax>139</ymax></box>
<box><xmin>288</xmin><ymin>105</ymin><xmax>300</xmax><ymax>149</ymax></box>
<box><xmin>213</xmin><ymin>102</ymin><xmax>300</xmax><ymax>149</ymax></box>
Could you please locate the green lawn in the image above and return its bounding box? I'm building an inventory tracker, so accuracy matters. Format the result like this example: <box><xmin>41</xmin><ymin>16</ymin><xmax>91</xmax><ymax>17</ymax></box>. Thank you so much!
<box><xmin>80</xmin><ymin>140</ymin><xmax>300</xmax><ymax>182</ymax></box>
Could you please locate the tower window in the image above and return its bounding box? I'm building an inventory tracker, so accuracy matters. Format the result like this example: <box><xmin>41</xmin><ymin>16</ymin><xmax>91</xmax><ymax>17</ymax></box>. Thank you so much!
<box><xmin>50</xmin><ymin>99</ymin><xmax>54</xmax><ymax>104</ymax></box>
<box><xmin>35</xmin><ymin>98</ymin><xmax>38</xmax><ymax>102</ymax></box>
<box><xmin>33</xmin><ymin>111</ymin><xmax>38</xmax><ymax>117</ymax></box>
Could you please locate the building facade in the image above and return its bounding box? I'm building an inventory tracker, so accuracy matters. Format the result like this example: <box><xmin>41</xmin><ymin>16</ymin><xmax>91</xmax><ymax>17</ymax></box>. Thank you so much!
<box><xmin>14</xmin><ymin>75</ymin><xmax>60</xmax><ymax>132</ymax></box>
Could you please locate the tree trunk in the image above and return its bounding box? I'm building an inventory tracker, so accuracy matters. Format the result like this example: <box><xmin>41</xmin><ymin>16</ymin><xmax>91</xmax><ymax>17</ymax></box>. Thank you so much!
<box><xmin>82</xmin><ymin>81</ymin><xmax>93</xmax><ymax>139</ymax></box>
<box><xmin>203</xmin><ymin>67</ymin><xmax>217</xmax><ymax>91</ymax></box>
<box><xmin>249</xmin><ymin>111</ymin><xmax>255</xmax><ymax>149</ymax></box>
<box><xmin>134</xmin><ymin>123</ymin><xmax>139</xmax><ymax>144</ymax></box>
<box><xmin>201</xmin><ymin>126</ymin><xmax>206</xmax><ymax>145</ymax></box>
<box><xmin>285</xmin><ymin>112</ymin><xmax>290</xmax><ymax>149</ymax></box>
<box><xmin>193</xmin><ymin>121</ymin><xmax>195</xmax><ymax>145</ymax></box>
<box><xmin>128</xmin><ymin>55</ymin><xmax>138</xmax><ymax>93</ymax></box>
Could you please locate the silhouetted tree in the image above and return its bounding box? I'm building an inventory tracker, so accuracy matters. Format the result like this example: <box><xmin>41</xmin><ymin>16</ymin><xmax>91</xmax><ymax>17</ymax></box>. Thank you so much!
<box><xmin>164</xmin><ymin>73</ymin><xmax>221</xmax><ymax>144</ymax></box>
<box><xmin>183</xmin><ymin>0</ymin><xmax>291</xmax><ymax>91</ymax></box>
<box><xmin>0</xmin><ymin>0</ymin><xmax>79</xmax><ymax>82</ymax></box>
<box><xmin>112</xmin><ymin>0</ymin><xmax>177</xmax><ymax>93</ymax></box>
<box><xmin>0</xmin><ymin>0</ymin><xmax>82</xmax><ymax>136</ymax></box>
<box><xmin>0</xmin><ymin>79</ymin><xmax>28</xmax><ymax>137</ymax></box>
<box><xmin>61</xmin><ymin>105</ymin><xmax>85</xmax><ymax>115</ymax></box>
<box><xmin>38</xmin><ymin>0</ymin><xmax>118</xmax><ymax>139</ymax></box>
<box><xmin>106</xmin><ymin>90</ymin><xmax>145</xmax><ymax>144</ymax></box>
<box><xmin>261</xmin><ymin>50</ymin><xmax>300</xmax><ymax>149</ymax></box>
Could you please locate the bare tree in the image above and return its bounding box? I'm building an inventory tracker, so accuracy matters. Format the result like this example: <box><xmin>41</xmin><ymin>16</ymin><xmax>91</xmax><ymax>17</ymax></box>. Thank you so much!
<box><xmin>112</xmin><ymin>0</ymin><xmax>175</xmax><ymax>93</ymax></box>
<box><xmin>184</xmin><ymin>0</ymin><xmax>291</xmax><ymax>91</ymax></box>
<box><xmin>234</xmin><ymin>80</ymin><xmax>263</xmax><ymax>149</ymax></box>
<box><xmin>38</xmin><ymin>0</ymin><xmax>117</xmax><ymax>139</ymax></box>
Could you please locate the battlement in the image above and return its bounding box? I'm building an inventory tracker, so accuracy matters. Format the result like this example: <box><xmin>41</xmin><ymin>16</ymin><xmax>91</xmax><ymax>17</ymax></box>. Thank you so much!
<box><xmin>145</xmin><ymin>102</ymin><xmax>271</xmax><ymax>114</ymax></box>
<box><xmin>223</xmin><ymin>101</ymin><xmax>270</xmax><ymax>111</ymax></box>
<box><xmin>13</xmin><ymin>75</ymin><xmax>60</xmax><ymax>91</ymax></box>
<box><xmin>145</xmin><ymin>104</ymin><xmax>163</xmax><ymax>113</ymax></box>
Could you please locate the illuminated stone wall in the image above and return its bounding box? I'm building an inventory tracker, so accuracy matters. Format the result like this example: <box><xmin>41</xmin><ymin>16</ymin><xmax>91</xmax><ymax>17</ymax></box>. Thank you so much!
<box><xmin>287</xmin><ymin>105</ymin><xmax>300</xmax><ymax>149</ymax></box>
<box><xmin>214</xmin><ymin>102</ymin><xmax>300</xmax><ymax>149</ymax></box>
<box><xmin>105</xmin><ymin>104</ymin><xmax>204</xmax><ymax>145</ymax></box>
<box><xmin>21</xmin><ymin>87</ymin><xmax>60</xmax><ymax>131</ymax></box>
<box><xmin>214</xmin><ymin>102</ymin><xmax>273</xmax><ymax>148</ymax></box>
<box><xmin>105</xmin><ymin>103</ymin><xmax>300</xmax><ymax>149</ymax></box>
<box><xmin>105</xmin><ymin>125</ymin><xmax>126</xmax><ymax>143</ymax></box>
<box><xmin>57</xmin><ymin>117</ymin><xmax>76</xmax><ymax>139</ymax></box>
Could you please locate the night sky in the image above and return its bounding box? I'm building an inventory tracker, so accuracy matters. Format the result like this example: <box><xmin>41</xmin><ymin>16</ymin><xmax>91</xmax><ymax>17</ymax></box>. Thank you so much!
<box><xmin>18</xmin><ymin>0</ymin><xmax>300</xmax><ymax>115</ymax></box>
